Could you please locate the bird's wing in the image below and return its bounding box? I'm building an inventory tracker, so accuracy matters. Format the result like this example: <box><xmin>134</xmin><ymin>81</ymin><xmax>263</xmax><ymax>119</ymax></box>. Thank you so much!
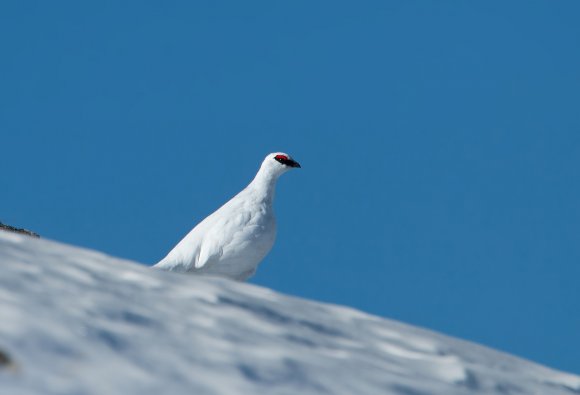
<box><xmin>195</xmin><ymin>234</ymin><xmax>223</xmax><ymax>269</ymax></box>
<box><xmin>195</xmin><ymin>209</ymin><xmax>251</xmax><ymax>270</ymax></box>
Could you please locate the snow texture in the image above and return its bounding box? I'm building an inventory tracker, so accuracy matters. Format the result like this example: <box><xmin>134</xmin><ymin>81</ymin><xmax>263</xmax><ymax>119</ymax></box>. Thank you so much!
<box><xmin>0</xmin><ymin>231</ymin><xmax>578</xmax><ymax>395</ymax></box>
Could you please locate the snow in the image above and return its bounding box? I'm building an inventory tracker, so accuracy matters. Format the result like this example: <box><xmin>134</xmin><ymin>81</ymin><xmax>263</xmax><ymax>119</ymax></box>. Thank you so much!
<box><xmin>0</xmin><ymin>231</ymin><xmax>578</xmax><ymax>395</ymax></box>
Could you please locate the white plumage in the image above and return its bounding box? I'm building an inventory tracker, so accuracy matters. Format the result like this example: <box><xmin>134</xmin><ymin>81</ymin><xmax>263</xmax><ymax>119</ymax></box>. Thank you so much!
<box><xmin>154</xmin><ymin>152</ymin><xmax>301</xmax><ymax>281</ymax></box>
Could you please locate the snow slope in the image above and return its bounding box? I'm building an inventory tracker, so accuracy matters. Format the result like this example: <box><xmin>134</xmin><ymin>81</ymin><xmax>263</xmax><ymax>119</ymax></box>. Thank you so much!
<box><xmin>0</xmin><ymin>232</ymin><xmax>578</xmax><ymax>395</ymax></box>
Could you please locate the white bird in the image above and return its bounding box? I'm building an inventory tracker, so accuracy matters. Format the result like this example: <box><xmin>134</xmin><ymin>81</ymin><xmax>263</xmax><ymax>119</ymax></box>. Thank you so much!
<box><xmin>154</xmin><ymin>152</ymin><xmax>301</xmax><ymax>281</ymax></box>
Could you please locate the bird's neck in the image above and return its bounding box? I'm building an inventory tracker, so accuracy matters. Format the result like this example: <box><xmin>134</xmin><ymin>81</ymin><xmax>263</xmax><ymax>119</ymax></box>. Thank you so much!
<box><xmin>248</xmin><ymin>166</ymin><xmax>280</xmax><ymax>204</ymax></box>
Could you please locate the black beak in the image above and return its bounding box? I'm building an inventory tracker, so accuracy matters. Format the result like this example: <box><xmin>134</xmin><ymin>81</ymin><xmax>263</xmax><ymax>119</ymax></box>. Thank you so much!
<box><xmin>287</xmin><ymin>159</ymin><xmax>301</xmax><ymax>168</ymax></box>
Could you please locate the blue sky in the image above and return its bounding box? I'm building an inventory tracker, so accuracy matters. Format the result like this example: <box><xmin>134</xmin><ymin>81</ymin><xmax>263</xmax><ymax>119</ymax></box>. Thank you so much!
<box><xmin>2</xmin><ymin>1</ymin><xmax>579</xmax><ymax>374</ymax></box>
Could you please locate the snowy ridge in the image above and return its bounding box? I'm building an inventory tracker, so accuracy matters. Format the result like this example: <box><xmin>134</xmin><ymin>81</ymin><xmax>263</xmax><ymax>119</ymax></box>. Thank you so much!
<box><xmin>0</xmin><ymin>232</ymin><xmax>578</xmax><ymax>395</ymax></box>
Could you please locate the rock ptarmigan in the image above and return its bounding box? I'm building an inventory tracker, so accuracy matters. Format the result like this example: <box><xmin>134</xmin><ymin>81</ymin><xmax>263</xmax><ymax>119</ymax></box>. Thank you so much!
<box><xmin>154</xmin><ymin>152</ymin><xmax>301</xmax><ymax>281</ymax></box>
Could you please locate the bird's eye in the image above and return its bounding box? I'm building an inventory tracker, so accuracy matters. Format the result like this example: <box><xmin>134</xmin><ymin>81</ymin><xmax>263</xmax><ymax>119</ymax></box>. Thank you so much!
<box><xmin>274</xmin><ymin>155</ymin><xmax>288</xmax><ymax>161</ymax></box>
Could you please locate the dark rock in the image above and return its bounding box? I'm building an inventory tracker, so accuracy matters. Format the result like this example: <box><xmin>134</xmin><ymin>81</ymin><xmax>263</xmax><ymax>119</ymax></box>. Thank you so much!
<box><xmin>0</xmin><ymin>348</ymin><xmax>14</xmax><ymax>369</ymax></box>
<box><xmin>0</xmin><ymin>221</ymin><xmax>39</xmax><ymax>238</ymax></box>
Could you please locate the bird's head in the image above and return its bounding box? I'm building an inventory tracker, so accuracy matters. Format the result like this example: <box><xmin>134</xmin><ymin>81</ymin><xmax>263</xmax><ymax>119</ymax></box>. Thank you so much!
<box><xmin>257</xmin><ymin>152</ymin><xmax>301</xmax><ymax>179</ymax></box>
<box><xmin>250</xmin><ymin>152</ymin><xmax>301</xmax><ymax>191</ymax></box>
<box><xmin>269</xmin><ymin>152</ymin><xmax>301</xmax><ymax>170</ymax></box>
